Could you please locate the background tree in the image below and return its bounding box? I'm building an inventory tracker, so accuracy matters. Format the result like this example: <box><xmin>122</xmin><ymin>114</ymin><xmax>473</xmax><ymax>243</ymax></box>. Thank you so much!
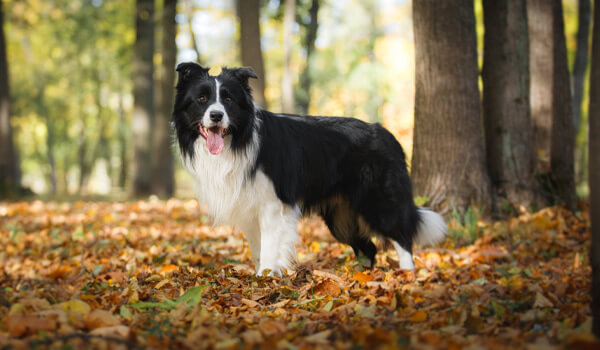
<box><xmin>132</xmin><ymin>0</ymin><xmax>155</xmax><ymax>197</ymax></box>
<box><xmin>296</xmin><ymin>0</ymin><xmax>319</xmax><ymax>115</ymax></box>
<box><xmin>151</xmin><ymin>0</ymin><xmax>176</xmax><ymax>198</ymax></box>
<box><xmin>281</xmin><ymin>0</ymin><xmax>296</xmax><ymax>113</ymax></box>
<box><xmin>0</xmin><ymin>0</ymin><xmax>20</xmax><ymax>197</ymax></box>
<box><xmin>549</xmin><ymin>0</ymin><xmax>576</xmax><ymax>210</ymax></box>
<box><xmin>590</xmin><ymin>0</ymin><xmax>600</xmax><ymax>337</ymax></box>
<box><xmin>527</xmin><ymin>0</ymin><xmax>553</xmax><ymax>171</ymax></box>
<box><xmin>482</xmin><ymin>0</ymin><xmax>538</xmax><ymax>210</ymax></box>
<box><xmin>237</xmin><ymin>0</ymin><xmax>267</xmax><ymax>108</ymax></box>
<box><xmin>572</xmin><ymin>0</ymin><xmax>591</xmax><ymax>134</ymax></box>
<box><xmin>411</xmin><ymin>0</ymin><xmax>491</xmax><ymax>212</ymax></box>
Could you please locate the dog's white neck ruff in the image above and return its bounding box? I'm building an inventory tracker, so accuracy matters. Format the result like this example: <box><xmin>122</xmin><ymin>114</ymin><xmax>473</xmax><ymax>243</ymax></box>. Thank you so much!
<box><xmin>182</xmin><ymin>119</ymin><xmax>299</xmax><ymax>275</ymax></box>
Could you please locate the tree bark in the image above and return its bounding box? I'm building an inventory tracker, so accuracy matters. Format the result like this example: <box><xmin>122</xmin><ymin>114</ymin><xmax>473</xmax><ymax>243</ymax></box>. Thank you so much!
<box><xmin>482</xmin><ymin>0</ymin><xmax>539</xmax><ymax>210</ymax></box>
<box><xmin>281</xmin><ymin>0</ymin><xmax>295</xmax><ymax>113</ymax></box>
<box><xmin>550</xmin><ymin>0</ymin><xmax>577</xmax><ymax>210</ymax></box>
<box><xmin>412</xmin><ymin>0</ymin><xmax>491</xmax><ymax>212</ymax></box>
<box><xmin>589</xmin><ymin>0</ymin><xmax>600</xmax><ymax>337</ymax></box>
<box><xmin>237</xmin><ymin>0</ymin><xmax>267</xmax><ymax>108</ymax></box>
<box><xmin>527</xmin><ymin>0</ymin><xmax>554</xmax><ymax>171</ymax></box>
<box><xmin>573</xmin><ymin>0</ymin><xmax>591</xmax><ymax>133</ymax></box>
<box><xmin>297</xmin><ymin>0</ymin><xmax>319</xmax><ymax>115</ymax></box>
<box><xmin>132</xmin><ymin>0</ymin><xmax>155</xmax><ymax>197</ymax></box>
<box><xmin>152</xmin><ymin>0</ymin><xmax>176</xmax><ymax>198</ymax></box>
<box><xmin>0</xmin><ymin>0</ymin><xmax>21</xmax><ymax>197</ymax></box>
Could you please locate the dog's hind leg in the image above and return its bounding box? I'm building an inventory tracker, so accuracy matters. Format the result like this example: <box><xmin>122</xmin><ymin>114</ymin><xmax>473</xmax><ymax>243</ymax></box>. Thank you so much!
<box><xmin>320</xmin><ymin>197</ymin><xmax>377</xmax><ymax>268</ymax></box>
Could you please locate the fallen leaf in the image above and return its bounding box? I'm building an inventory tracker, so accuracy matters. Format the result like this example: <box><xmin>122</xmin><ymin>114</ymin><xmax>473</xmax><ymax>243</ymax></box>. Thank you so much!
<box><xmin>7</xmin><ymin>315</ymin><xmax>58</xmax><ymax>337</ymax></box>
<box><xmin>353</xmin><ymin>271</ymin><xmax>373</xmax><ymax>283</ymax></box>
<box><xmin>313</xmin><ymin>279</ymin><xmax>341</xmax><ymax>297</ymax></box>
<box><xmin>533</xmin><ymin>292</ymin><xmax>553</xmax><ymax>308</ymax></box>
<box><xmin>58</xmin><ymin>299</ymin><xmax>91</xmax><ymax>314</ymax></box>
<box><xmin>84</xmin><ymin>309</ymin><xmax>121</xmax><ymax>329</ymax></box>
<box><xmin>409</xmin><ymin>310</ymin><xmax>428</xmax><ymax>322</ymax></box>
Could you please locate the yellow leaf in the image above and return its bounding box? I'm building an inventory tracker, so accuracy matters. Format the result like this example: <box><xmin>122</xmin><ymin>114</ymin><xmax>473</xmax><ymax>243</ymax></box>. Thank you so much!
<box><xmin>410</xmin><ymin>310</ymin><xmax>428</xmax><ymax>322</ymax></box>
<box><xmin>310</xmin><ymin>241</ymin><xmax>321</xmax><ymax>253</ymax></box>
<box><xmin>9</xmin><ymin>303</ymin><xmax>25</xmax><ymax>315</ymax></box>
<box><xmin>58</xmin><ymin>299</ymin><xmax>91</xmax><ymax>314</ymax></box>
<box><xmin>353</xmin><ymin>271</ymin><xmax>373</xmax><ymax>283</ymax></box>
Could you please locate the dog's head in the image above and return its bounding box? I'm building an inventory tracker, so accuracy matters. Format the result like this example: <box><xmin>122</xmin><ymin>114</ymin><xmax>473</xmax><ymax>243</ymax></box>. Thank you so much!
<box><xmin>173</xmin><ymin>62</ymin><xmax>258</xmax><ymax>158</ymax></box>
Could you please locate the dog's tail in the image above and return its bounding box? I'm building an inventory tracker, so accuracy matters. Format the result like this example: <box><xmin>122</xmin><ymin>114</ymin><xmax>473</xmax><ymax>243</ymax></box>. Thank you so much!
<box><xmin>414</xmin><ymin>208</ymin><xmax>447</xmax><ymax>246</ymax></box>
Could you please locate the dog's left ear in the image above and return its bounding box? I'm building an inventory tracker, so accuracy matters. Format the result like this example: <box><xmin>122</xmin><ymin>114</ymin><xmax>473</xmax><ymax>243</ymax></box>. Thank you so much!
<box><xmin>222</xmin><ymin>67</ymin><xmax>258</xmax><ymax>89</ymax></box>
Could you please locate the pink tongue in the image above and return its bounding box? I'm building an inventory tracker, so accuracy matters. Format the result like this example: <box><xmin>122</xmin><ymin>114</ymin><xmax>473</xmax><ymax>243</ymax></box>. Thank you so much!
<box><xmin>206</xmin><ymin>129</ymin><xmax>224</xmax><ymax>155</ymax></box>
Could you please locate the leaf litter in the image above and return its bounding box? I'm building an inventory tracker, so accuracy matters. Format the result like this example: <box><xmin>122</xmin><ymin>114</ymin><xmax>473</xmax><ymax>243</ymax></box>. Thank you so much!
<box><xmin>0</xmin><ymin>199</ymin><xmax>596</xmax><ymax>349</ymax></box>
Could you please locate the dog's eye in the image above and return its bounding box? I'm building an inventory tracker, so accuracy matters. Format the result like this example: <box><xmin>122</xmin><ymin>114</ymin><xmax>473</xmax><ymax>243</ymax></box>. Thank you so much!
<box><xmin>224</xmin><ymin>97</ymin><xmax>233</xmax><ymax>103</ymax></box>
<box><xmin>198</xmin><ymin>96</ymin><xmax>207</xmax><ymax>103</ymax></box>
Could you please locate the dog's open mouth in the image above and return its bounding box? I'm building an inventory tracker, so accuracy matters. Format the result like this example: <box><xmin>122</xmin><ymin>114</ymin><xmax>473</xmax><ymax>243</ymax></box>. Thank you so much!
<box><xmin>199</xmin><ymin>126</ymin><xmax>230</xmax><ymax>155</ymax></box>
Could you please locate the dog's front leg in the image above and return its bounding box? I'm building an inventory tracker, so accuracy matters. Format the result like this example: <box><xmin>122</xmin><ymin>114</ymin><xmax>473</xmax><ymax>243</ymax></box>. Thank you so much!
<box><xmin>256</xmin><ymin>201</ymin><xmax>299</xmax><ymax>276</ymax></box>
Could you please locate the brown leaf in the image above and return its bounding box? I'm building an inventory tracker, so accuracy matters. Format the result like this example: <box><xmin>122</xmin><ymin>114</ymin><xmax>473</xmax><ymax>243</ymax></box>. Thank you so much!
<box><xmin>258</xmin><ymin>319</ymin><xmax>286</xmax><ymax>337</ymax></box>
<box><xmin>353</xmin><ymin>271</ymin><xmax>373</xmax><ymax>283</ymax></box>
<box><xmin>7</xmin><ymin>315</ymin><xmax>58</xmax><ymax>337</ymax></box>
<box><xmin>84</xmin><ymin>309</ymin><xmax>121</xmax><ymax>329</ymax></box>
<box><xmin>313</xmin><ymin>279</ymin><xmax>341</xmax><ymax>297</ymax></box>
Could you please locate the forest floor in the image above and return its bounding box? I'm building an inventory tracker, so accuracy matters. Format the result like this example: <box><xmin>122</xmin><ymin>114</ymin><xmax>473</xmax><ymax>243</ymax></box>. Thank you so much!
<box><xmin>0</xmin><ymin>199</ymin><xmax>596</xmax><ymax>349</ymax></box>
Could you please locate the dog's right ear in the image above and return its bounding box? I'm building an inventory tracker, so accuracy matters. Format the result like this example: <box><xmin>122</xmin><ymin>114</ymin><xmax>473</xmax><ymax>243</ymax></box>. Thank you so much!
<box><xmin>176</xmin><ymin>62</ymin><xmax>209</xmax><ymax>83</ymax></box>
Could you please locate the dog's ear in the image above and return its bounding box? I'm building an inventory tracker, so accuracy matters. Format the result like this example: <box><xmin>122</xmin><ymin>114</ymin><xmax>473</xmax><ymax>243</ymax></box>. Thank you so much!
<box><xmin>176</xmin><ymin>62</ymin><xmax>209</xmax><ymax>83</ymax></box>
<box><xmin>222</xmin><ymin>67</ymin><xmax>258</xmax><ymax>86</ymax></box>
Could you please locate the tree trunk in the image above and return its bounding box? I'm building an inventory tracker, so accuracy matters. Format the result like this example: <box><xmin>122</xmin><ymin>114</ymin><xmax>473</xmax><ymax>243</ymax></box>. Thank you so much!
<box><xmin>237</xmin><ymin>0</ymin><xmax>267</xmax><ymax>108</ymax></box>
<box><xmin>152</xmin><ymin>0</ymin><xmax>176</xmax><ymax>198</ymax></box>
<box><xmin>297</xmin><ymin>0</ymin><xmax>319</xmax><ymax>115</ymax></box>
<box><xmin>0</xmin><ymin>0</ymin><xmax>21</xmax><ymax>197</ymax></box>
<box><xmin>482</xmin><ymin>0</ymin><xmax>539</xmax><ymax>210</ymax></box>
<box><xmin>589</xmin><ymin>0</ymin><xmax>600</xmax><ymax>337</ymax></box>
<box><xmin>118</xmin><ymin>93</ymin><xmax>128</xmax><ymax>190</ymax></box>
<box><xmin>412</xmin><ymin>0</ymin><xmax>491</xmax><ymax>212</ymax></box>
<box><xmin>550</xmin><ymin>0</ymin><xmax>577</xmax><ymax>210</ymax></box>
<box><xmin>183</xmin><ymin>0</ymin><xmax>201</xmax><ymax>61</ymax></box>
<box><xmin>528</xmin><ymin>0</ymin><xmax>553</xmax><ymax>171</ymax></box>
<box><xmin>281</xmin><ymin>0</ymin><xmax>296</xmax><ymax>113</ymax></box>
<box><xmin>573</xmin><ymin>0</ymin><xmax>591</xmax><ymax>133</ymax></box>
<box><xmin>132</xmin><ymin>0</ymin><xmax>155</xmax><ymax>197</ymax></box>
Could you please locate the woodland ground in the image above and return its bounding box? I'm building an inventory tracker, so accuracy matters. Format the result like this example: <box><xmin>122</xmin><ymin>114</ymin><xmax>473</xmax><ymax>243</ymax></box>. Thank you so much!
<box><xmin>0</xmin><ymin>199</ymin><xmax>597</xmax><ymax>349</ymax></box>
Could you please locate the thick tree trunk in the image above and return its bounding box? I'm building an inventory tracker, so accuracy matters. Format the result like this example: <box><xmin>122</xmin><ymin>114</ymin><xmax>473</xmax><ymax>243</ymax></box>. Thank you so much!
<box><xmin>237</xmin><ymin>0</ymin><xmax>267</xmax><ymax>108</ymax></box>
<box><xmin>528</xmin><ymin>0</ymin><xmax>554</xmax><ymax>171</ymax></box>
<box><xmin>412</xmin><ymin>0</ymin><xmax>491</xmax><ymax>212</ymax></box>
<box><xmin>482</xmin><ymin>0</ymin><xmax>539</xmax><ymax>210</ymax></box>
<box><xmin>0</xmin><ymin>0</ymin><xmax>21</xmax><ymax>197</ymax></box>
<box><xmin>589</xmin><ymin>0</ymin><xmax>600</xmax><ymax>338</ymax></box>
<box><xmin>297</xmin><ymin>0</ymin><xmax>319</xmax><ymax>115</ymax></box>
<box><xmin>132</xmin><ymin>0</ymin><xmax>155</xmax><ymax>197</ymax></box>
<box><xmin>281</xmin><ymin>0</ymin><xmax>295</xmax><ymax>113</ymax></box>
<box><xmin>573</xmin><ymin>0</ymin><xmax>591</xmax><ymax>133</ymax></box>
<box><xmin>152</xmin><ymin>0</ymin><xmax>176</xmax><ymax>198</ymax></box>
<box><xmin>550</xmin><ymin>0</ymin><xmax>577</xmax><ymax>210</ymax></box>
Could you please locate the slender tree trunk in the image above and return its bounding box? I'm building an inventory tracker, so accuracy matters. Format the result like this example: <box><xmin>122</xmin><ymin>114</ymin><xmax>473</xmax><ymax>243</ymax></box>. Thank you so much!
<box><xmin>589</xmin><ymin>0</ymin><xmax>600</xmax><ymax>337</ymax></box>
<box><xmin>152</xmin><ymin>0</ymin><xmax>176</xmax><ymax>198</ymax></box>
<box><xmin>183</xmin><ymin>0</ymin><xmax>201</xmax><ymax>61</ymax></box>
<box><xmin>412</xmin><ymin>0</ymin><xmax>491</xmax><ymax>212</ymax></box>
<box><xmin>573</xmin><ymin>0</ymin><xmax>591</xmax><ymax>133</ymax></box>
<box><xmin>237</xmin><ymin>0</ymin><xmax>267</xmax><ymax>108</ymax></box>
<box><xmin>528</xmin><ymin>0</ymin><xmax>554</xmax><ymax>172</ymax></box>
<box><xmin>297</xmin><ymin>0</ymin><xmax>319</xmax><ymax>115</ymax></box>
<box><xmin>0</xmin><ymin>0</ymin><xmax>21</xmax><ymax>197</ymax></box>
<box><xmin>281</xmin><ymin>0</ymin><xmax>295</xmax><ymax>113</ymax></box>
<box><xmin>132</xmin><ymin>0</ymin><xmax>155</xmax><ymax>197</ymax></box>
<box><xmin>118</xmin><ymin>93</ymin><xmax>128</xmax><ymax>190</ymax></box>
<box><xmin>550</xmin><ymin>0</ymin><xmax>577</xmax><ymax>210</ymax></box>
<box><xmin>482</xmin><ymin>0</ymin><xmax>539</xmax><ymax>210</ymax></box>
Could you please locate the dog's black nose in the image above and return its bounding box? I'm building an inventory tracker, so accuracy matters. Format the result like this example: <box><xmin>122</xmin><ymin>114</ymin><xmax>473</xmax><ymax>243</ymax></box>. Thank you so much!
<box><xmin>210</xmin><ymin>111</ymin><xmax>224</xmax><ymax>122</ymax></box>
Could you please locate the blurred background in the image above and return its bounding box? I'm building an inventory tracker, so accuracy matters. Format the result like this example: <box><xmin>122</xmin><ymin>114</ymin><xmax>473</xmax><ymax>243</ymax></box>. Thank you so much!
<box><xmin>0</xmin><ymin>0</ymin><xmax>589</xmax><ymax>201</ymax></box>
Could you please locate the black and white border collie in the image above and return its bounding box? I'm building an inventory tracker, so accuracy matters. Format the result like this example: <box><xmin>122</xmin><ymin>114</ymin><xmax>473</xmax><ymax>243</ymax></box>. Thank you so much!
<box><xmin>172</xmin><ymin>62</ymin><xmax>447</xmax><ymax>275</ymax></box>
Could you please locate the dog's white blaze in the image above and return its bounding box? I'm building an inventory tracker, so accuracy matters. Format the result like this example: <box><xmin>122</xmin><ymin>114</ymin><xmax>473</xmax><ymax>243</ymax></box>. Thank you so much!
<box><xmin>182</xmin><ymin>120</ymin><xmax>298</xmax><ymax>275</ymax></box>
<box><xmin>202</xmin><ymin>79</ymin><xmax>229</xmax><ymax>128</ymax></box>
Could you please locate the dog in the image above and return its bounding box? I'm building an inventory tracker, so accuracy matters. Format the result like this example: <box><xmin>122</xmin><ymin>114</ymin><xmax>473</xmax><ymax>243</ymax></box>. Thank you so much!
<box><xmin>172</xmin><ymin>62</ymin><xmax>447</xmax><ymax>275</ymax></box>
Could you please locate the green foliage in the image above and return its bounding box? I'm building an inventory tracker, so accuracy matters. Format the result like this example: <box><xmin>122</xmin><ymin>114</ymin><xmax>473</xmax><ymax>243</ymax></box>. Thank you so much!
<box><xmin>129</xmin><ymin>285</ymin><xmax>208</xmax><ymax>311</ymax></box>
<box><xmin>448</xmin><ymin>206</ymin><xmax>485</xmax><ymax>245</ymax></box>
